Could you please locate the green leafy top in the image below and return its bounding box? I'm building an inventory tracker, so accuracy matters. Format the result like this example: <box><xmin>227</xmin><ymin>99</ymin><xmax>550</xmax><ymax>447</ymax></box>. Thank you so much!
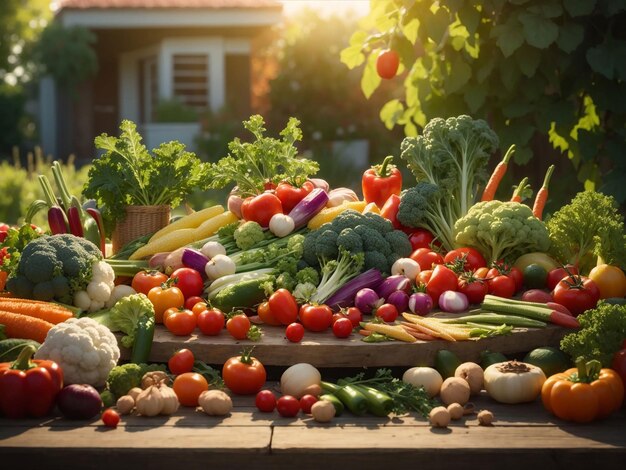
<box><xmin>83</xmin><ymin>120</ymin><xmax>210</xmax><ymax>229</ymax></box>
<box><xmin>206</xmin><ymin>115</ymin><xmax>319</xmax><ymax>197</ymax></box>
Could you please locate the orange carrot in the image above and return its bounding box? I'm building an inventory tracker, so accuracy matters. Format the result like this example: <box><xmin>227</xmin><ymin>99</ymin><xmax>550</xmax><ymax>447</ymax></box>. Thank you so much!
<box><xmin>0</xmin><ymin>299</ymin><xmax>74</xmax><ymax>324</ymax></box>
<box><xmin>510</xmin><ymin>177</ymin><xmax>530</xmax><ymax>203</ymax></box>
<box><xmin>400</xmin><ymin>324</ymin><xmax>437</xmax><ymax>341</ymax></box>
<box><xmin>0</xmin><ymin>310</ymin><xmax>53</xmax><ymax>343</ymax></box>
<box><xmin>358</xmin><ymin>329</ymin><xmax>372</xmax><ymax>337</ymax></box>
<box><xmin>532</xmin><ymin>165</ymin><xmax>555</xmax><ymax>220</ymax></box>
<box><xmin>481</xmin><ymin>144</ymin><xmax>515</xmax><ymax>201</ymax></box>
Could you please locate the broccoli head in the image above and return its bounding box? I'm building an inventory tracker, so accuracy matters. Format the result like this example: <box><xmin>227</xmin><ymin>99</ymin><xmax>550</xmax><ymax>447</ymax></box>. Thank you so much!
<box><xmin>330</xmin><ymin>210</ymin><xmax>365</xmax><ymax>232</ymax></box>
<box><xmin>384</xmin><ymin>230</ymin><xmax>412</xmax><ymax>258</ymax></box>
<box><xmin>364</xmin><ymin>251</ymin><xmax>389</xmax><ymax>272</ymax></box>
<box><xmin>315</xmin><ymin>229</ymin><xmax>340</xmax><ymax>260</ymax></box>
<box><xmin>110</xmin><ymin>293</ymin><xmax>155</xmax><ymax>348</ymax></box>
<box><xmin>296</xmin><ymin>266</ymin><xmax>320</xmax><ymax>286</ymax></box>
<box><xmin>106</xmin><ymin>362</ymin><xmax>167</xmax><ymax>398</ymax></box>
<box><xmin>336</xmin><ymin>228</ymin><xmax>364</xmax><ymax>253</ymax></box>
<box><xmin>234</xmin><ymin>221</ymin><xmax>266</xmax><ymax>251</ymax></box>
<box><xmin>275</xmin><ymin>272</ymin><xmax>297</xmax><ymax>291</ymax></box>
<box><xmin>454</xmin><ymin>200</ymin><xmax>550</xmax><ymax>263</ymax></box>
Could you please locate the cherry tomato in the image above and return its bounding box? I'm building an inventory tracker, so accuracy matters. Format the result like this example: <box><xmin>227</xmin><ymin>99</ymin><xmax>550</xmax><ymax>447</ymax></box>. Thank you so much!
<box><xmin>101</xmin><ymin>408</ymin><xmax>120</xmax><ymax>428</ymax></box>
<box><xmin>222</xmin><ymin>353</ymin><xmax>266</xmax><ymax>395</ymax></box>
<box><xmin>162</xmin><ymin>306</ymin><xmax>180</xmax><ymax>323</ymax></box>
<box><xmin>488</xmin><ymin>275</ymin><xmax>516</xmax><ymax>299</ymax></box>
<box><xmin>132</xmin><ymin>270</ymin><xmax>168</xmax><ymax>295</ymax></box>
<box><xmin>255</xmin><ymin>390</ymin><xmax>277</xmax><ymax>412</ymax></box>
<box><xmin>332</xmin><ymin>317</ymin><xmax>353</xmax><ymax>338</ymax></box>
<box><xmin>226</xmin><ymin>314</ymin><xmax>251</xmax><ymax>340</ymax></box>
<box><xmin>276</xmin><ymin>395</ymin><xmax>300</xmax><ymax>417</ymax></box>
<box><xmin>488</xmin><ymin>263</ymin><xmax>523</xmax><ymax>293</ymax></box>
<box><xmin>375</xmin><ymin>303</ymin><xmax>398</xmax><ymax>323</ymax></box>
<box><xmin>275</xmin><ymin>181</ymin><xmax>314</xmax><ymax>213</ymax></box>
<box><xmin>457</xmin><ymin>277</ymin><xmax>488</xmax><ymax>305</ymax></box>
<box><xmin>170</xmin><ymin>268</ymin><xmax>204</xmax><ymax>299</ymax></box>
<box><xmin>344</xmin><ymin>306</ymin><xmax>363</xmax><ymax>327</ymax></box>
<box><xmin>410</xmin><ymin>248</ymin><xmax>444</xmax><ymax>271</ymax></box>
<box><xmin>299</xmin><ymin>304</ymin><xmax>333</xmax><ymax>332</ymax></box>
<box><xmin>588</xmin><ymin>264</ymin><xmax>626</xmax><ymax>299</ymax></box>
<box><xmin>547</xmin><ymin>265</ymin><xmax>579</xmax><ymax>290</ymax></box>
<box><xmin>168</xmin><ymin>348</ymin><xmax>195</xmax><ymax>375</ymax></box>
<box><xmin>552</xmin><ymin>275</ymin><xmax>600</xmax><ymax>316</ymax></box>
<box><xmin>148</xmin><ymin>283</ymin><xmax>185</xmax><ymax>323</ymax></box>
<box><xmin>269</xmin><ymin>289</ymin><xmax>299</xmax><ymax>325</ymax></box>
<box><xmin>299</xmin><ymin>394</ymin><xmax>318</xmax><ymax>414</ymax></box>
<box><xmin>243</xmin><ymin>192</ymin><xmax>283</xmax><ymax>227</ymax></box>
<box><xmin>416</xmin><ymin>269</ymin><xmax>433</xmax><ymax>286</ymax></box>
<box><xmin>185</xmin><ymin>296</ymin><xmax>205</xmax><ymax>311</ymax></box>
<box><xmin>444</xmin><ymin>247</ymin><xmax>487</xmax><ymax>272</ymax></box>
<box><xmin>191</xmin><ymin>301</ymin><xmax>208</xmax><ymax>317</ymax></box>
<box><xmin>285</xmin><ymin>322</ymin><xmax>305</xmax><ymax>343</ymax></box>
<box><xmin>426</xmin><ymin>265</ymin><xmax>458</xmax><ymax>307</ymax></box>
<box><xmin>197</xmin><ymin>308</ymin><xmax>225</xmax><ymax>336</ymax></box>
<box><xmin>376</xmin><ymin>49</ymin><xmax>400</xmax><ymax>79</ymax></box>
<box><xmin>408</xmin><ymin>229</ymin><xmax>436</xmax><ymax>251</ymax></box>
<box><xmin>164</xmin><ymin>309</ymin><xmax>197</xmax><ymax>336</ymax></box>
<box><xmin>257</xmin><ymin>301</ymin><xmax>282</xmax><ymax>326</ymax></box>
<box><xmin>173</xmin><ymin>372</ymin><xmax>209</xmax><ymax>407</ymax></box>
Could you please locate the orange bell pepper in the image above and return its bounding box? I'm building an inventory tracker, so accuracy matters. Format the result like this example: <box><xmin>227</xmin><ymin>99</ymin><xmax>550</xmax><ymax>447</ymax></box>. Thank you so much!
<box><xmin>541</xmin><ymin>358</ymin><xmax>624</xmax><ymax>423</ymax></box>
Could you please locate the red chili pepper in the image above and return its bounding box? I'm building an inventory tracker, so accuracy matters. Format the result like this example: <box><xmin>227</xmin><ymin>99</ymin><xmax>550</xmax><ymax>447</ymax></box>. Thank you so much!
<box><xmin>361</xmin><ymin>155</ymin><xmax>402</xmax><ymax>208</ymax></box>
<box><xmin>379</xmin><ymin>194</ymin><xmax>403</xmax><ymax>229</ymax></box>
<box><xmin>0</xmin><ymin>344</ymin><xmax>64</xmax><ymax>418</ymax></box>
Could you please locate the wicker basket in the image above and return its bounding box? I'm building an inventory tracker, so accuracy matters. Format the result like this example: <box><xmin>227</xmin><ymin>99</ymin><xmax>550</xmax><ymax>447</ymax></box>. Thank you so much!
<box><xmin>111</xmin><ymin>205</ymin><xmax>170</xmax><ymax>254</ymax></box>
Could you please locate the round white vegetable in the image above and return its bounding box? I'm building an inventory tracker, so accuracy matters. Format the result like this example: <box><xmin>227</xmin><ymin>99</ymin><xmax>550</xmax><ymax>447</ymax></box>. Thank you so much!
<box><xmin>87</xmin><ymin>280</ymin><xmax>112</xmax><ymax>303</ymax></box>
<box><xmin>391</xmin><ymin>258</ymin><xmax>421</xmax><ymax>282</ymax></box>
<box><xmin>269</xmin><ymin>213</ymin><xmax>295</xmax><ymax>238</ymax></box>
<box><xmin>205</xmin><ymin>254</ymin><xmax>236</xmax><ymax>281</ymax></box>
<box><xmin>201</xmin><ymin>241</ymin><xmax>227</xmax><ymax>259</ymax></box>
<box><xmin>105</xmin><ymin>285</ymin><xmax>137</xmax><ymax>308</ymax></box>
<box><xmin>402</xmin><ymin>367</ymin><xmax>443</xmax><ymax>397</ymax></box>
<box><xmin>280</xmin><ymin>363</ymin><xmax>322</xmax><ymax>399</ymax></box>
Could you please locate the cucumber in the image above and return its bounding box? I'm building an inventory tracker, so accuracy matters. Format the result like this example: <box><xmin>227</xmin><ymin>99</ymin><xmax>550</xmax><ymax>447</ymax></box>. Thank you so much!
<box><xmin>479</xmin><ymin>350</ymin><xmax>507</xmax><ymax>369</ymax></box>
<box><xmin>434</xmin><ymin>349</ymin><xmax>461</xmax><ymax>379</ymax></box>
<box><xmin>0</xmin><ymin>339</ymin><xmax>41</xmax><ymax>361</ymax></box>
<box><xmin>604</xmin><ymin>297</ymin><xmax>626</xmax><ymax>306</ymax></box>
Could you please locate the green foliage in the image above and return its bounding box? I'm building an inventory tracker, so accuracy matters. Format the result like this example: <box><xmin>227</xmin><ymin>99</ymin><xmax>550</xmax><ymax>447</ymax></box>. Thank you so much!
<box><xmin>33</xmin><ymin>24</ymin><xmax>98</xmax><ymax>90</ymax></box>
<box><xmin>85</xmin><ymin>120</ymin><xmax>211</xmax><ymax>231</ymax></box>
<box><xmin>154</xmin><ymin>99</ymin><xmax>198</xmax><ymax>123</ymax></box>
<box><xmin>344</xmin><ymin>0</ymin><xmax>626</xmax><ymax>205</ymax></box>
<box><xmin>0</xmin><ymin>85</ymin><xmax>27</xmax><ymax>152</ymax></box>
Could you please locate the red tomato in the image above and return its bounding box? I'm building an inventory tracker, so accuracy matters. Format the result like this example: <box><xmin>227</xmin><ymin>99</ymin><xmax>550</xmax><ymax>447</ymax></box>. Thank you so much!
<box><xmin>275</xmin><ymin>181</ymin><xmax>314</xmax><ymax>213</ymax></box>
<box><xmin>552</xmin><ymin>276</ymin><xmax>600</xmax><ymax>316</ymax></box>
<box><xmin>611</xmin><ymin>349</ymin><xmax>626</xmax><ymax>390</ymax></box>
<box><xmin>241</xmin><ymin>197</ymin><xmax>253</xmax><ymax>220</ymax></box>
<box><xmin>488</xmin><ymin>275</ymin><xmax>516</xmax><ymax>299</ymax></box>
<box><xmin>191</xmin><ymin>301</ymin><xmax>208</xmax><ymax>317</ymax></box>
<box><xmin>410</xmin><ymin>248</ymin><xmax>444</xmax><ymax>271</ymax></box>
<box><xmin>299</xmin><ymin>304</ymin><xmax>333</xmax><ymax>332</ymax></box>
<box><xmin>226</xmin><ymin>314</ymin><xmax>251</xmax><ymax>340</ymax></box>
<box><xmin>185</xmin><ymin>296</ymin><xmax>205</xmax><ymax>311</ymax></box>
<box><xmin>196</xmin><ymin>308</ymin><xmax>225</xmax><ymax>336</ymax></box>
<box><xmin>170</xmin><ymin>268</ymin><xmax>204</xmax><ymax>299</ymax></box>
<box><xmin>408</xmin><ymin>229</ymin><xmax>437</xmax><ymax>251</ymax></box>
<box><xmin>132</xmin><ymin>270</ymin><xmax>168</xmax><ymax>295</ymax></box>
<box><xmin>376</xmin><ymin>49</ymin><xmax>400</xmax><ymax>79</ymax></box>
<box><xmin>148</xmin><ymin>284</ymin><xmax>185</xmax><ymax>323</ymax></box>
<box><xmin>243</xmin><ymin>192</ymin><xmax>283</xmax><ymax>227</ymax></box>
<box><xmin>285</xmin><ymin>322</ymin><xmax>305</xmax><ymax>343</ymax></box>
<box><xmin>375</xmin><ymin>303</ymin><xmax>399</xmax><ymax>323</ymax></box>
<box><xmin>222</xmin><ymin>353</ymin><xmax>266</xmax><ymax>395</ymax></box>
<box><xmin>255</xmin><ymin>390</ymin><xmax>277</xmax><ymax>412</ymax></box>
<box><xmin>276</xmin><ymin>395</ymin><xmax>300</xmax><ymax>417</ymax></box>
<box><xmin>547</xmin><ymin>265</ymin><xmax>579</xmax><ymax>290</ymax></box>
<box><xmin>444</xmin><ymin>248</ymin><xmax>487</xmax><ymax>272</ymax></box>
<box><xmin>488</xmin><ymin>263</ymin><xmax>523</xmax><ymax>293</ymax></box>
<box><xmin>457</xmin><ymin>277</ymin><xmax>488</xmax><ymax>305</ymax></box>
<box><xmin>164</xmin><ymin>309</ymin><xmax>197</xmax><ymax>336</ymax></box>
<box><xmin>269</xmin><ymin>289</ymin><xmax>299</xmax><ymax>325</ymax></box>
<box><xmin>168</xmin><ymin>348</ymin><xmax>195</xmax><ymax>375</ymax></box>
<box><xmin>344</xmin><ymin>307</ymin><xmax>363</xmax><ymax>327</ymax></box>
<box><xmin>101</xmin><ymin>408</ymin><xmax>120</xmax><ymax>428</ymax></box>
<box><xmin>257</xmin><ymin>301</ymin><xmax>282</xmax><ymax>326</ymax></box>
<box><xmin>426</xmin><ymin>265</ymin><xmax>458</xmax><ymax>307</ymax></box>
<box><xmin>332</xmin><ymin>317</ymin><xmax>353</xmax><ymax>338</ymax></box>
<box><xmin>299</xmin><ymin>394</ymin><xmax>318</xmax><ymax>414</ymax></box>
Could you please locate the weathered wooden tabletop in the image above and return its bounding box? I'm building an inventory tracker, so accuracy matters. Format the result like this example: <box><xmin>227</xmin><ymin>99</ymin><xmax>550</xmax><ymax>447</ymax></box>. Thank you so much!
<box><xmin>1</xmin><ymin>387</ymin><xmax>625</xmax><ymax>470</ymax></box>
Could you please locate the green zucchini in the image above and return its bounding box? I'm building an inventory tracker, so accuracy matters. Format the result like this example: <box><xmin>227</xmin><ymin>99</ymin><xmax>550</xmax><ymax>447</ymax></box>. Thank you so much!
<box><xmin>320</xmin><ymin>394</ymin><xmax>344</xmax><ymax>416</ymax></box>
<box><xmin>0</xmin><ymin>339</ymin><xmax>41</xmax><ymax>361</ymax></box>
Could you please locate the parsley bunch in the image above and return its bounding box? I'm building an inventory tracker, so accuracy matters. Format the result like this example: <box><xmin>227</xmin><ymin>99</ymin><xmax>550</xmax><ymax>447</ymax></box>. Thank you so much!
<box><xmin>84</xmin><ymin>120</ymin><xmax>210</xmax><ymax>231</ymax></box>
<box><xmin>206</xmin><ymin>115</ymin><xmax>319</xmax><ymax>197</ymax></box>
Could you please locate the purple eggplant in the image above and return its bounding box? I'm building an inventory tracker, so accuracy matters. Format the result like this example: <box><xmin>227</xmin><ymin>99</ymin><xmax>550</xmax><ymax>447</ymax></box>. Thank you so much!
<box><xmin>48</xmin><ymin>207</ymin><xmax>68</xmax><ymax>235</ymax></box>
<box><xmin>324</xmin><ymin>269</ymin><xmax>384</xmax><ymax>311</ymax></box>
<box><xmin>182</xmin><ymin>248</ymin><xmax>210</xmax><ymax>275</ymax></box>
<box><xmin>376</xmin><ymin>275</ymin><xmax>412</xmax><ymax>300</ymax></box>
<box><xmin>288</xmin><ymin>188</ymin><xmax>329</xmax><ymax>229</ymax></box>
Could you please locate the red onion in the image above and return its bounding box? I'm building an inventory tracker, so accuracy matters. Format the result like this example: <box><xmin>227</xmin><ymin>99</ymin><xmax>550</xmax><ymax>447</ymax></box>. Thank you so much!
<box><xmin>308</xmin><ymin>178</ymin><xmax>330</xmax><ymax>192</ymax></box>
<box><xmin>57</xmin><ymin>384</ymin><xmax>102</xmax><ymax>420</ymax></box>
<box><xmin>386</xmin><ymin>290</ymin><xmax>409</xmax><ymax>313</ymax></box>
<box><xmin>438</xmin><ymin>290</ymin><xmax>469</xmax><ymax>313</ymax></box>
<box><xmin>354</xmin><ymin>288</ymin><xmax>382</xmax><ymax>314</ymax></box>
<box><xmin>408</xmin><ymin>292</ymin><xmax>433</xmax><ymax>316</ymax></box>
<box><xmin>376</xmin><ymin>275</ymin><xmax>412</xmax><ymax>300</ymax></box>
<box><xmin>324</xmin><ymin>269</ymin><xmax>384</xmax><ymax>311</ymax></box>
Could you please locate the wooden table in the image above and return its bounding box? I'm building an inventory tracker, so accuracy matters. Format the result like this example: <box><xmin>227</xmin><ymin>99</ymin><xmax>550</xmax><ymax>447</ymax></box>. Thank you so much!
<box><xmin>1</xmin><ymin>389</ymin><xmax>625</xmax><ymax>470</ymax></box>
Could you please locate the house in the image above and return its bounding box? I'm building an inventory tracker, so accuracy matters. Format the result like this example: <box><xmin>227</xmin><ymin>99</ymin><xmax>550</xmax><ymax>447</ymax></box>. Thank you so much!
<box><xmin>41</xmin><ymin>0</ymin><xmax>283</xmax><ymax>159</ymax></box>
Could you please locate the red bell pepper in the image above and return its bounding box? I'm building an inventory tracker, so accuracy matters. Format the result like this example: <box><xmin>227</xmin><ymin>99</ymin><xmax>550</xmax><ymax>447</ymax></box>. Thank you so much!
<box><xmin>379</xmin><ymin>194</ymin><xmax>403</xmax><ymax>229</ymax></box>
<box><xmin>0</xmin><ymin>344</ymin><xmax>64</xmax><ymax>418</ymax></box>
<box><xmin>361</xmin><ymin>155</ymin><xmax>402</xmax><ymax>208</ymax></box>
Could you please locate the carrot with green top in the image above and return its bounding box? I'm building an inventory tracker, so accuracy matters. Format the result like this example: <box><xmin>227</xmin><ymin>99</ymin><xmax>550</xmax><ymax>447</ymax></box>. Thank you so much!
<box><xmin>0</xmin><ymin>299</ymin><xmax>74</xmax><ymax>324</ymax></box>
<box><xmin>532</xmin><ymin>165</ymin><xmax>555</xmax><ymax>220</ymax></box>
<box><xmin>0</xmin><ymin>310</ymin><xmax>54</xmax><ymax>343</ymax></box>
<box><xmin>481</xmin><ymin>144</ymin><xmax>515</xmax><ymax>201</ymax></box>
<box><xmin>510</xmin><ymin>177</ymin><xmax>531</xmax><ymax>203</ymax></box>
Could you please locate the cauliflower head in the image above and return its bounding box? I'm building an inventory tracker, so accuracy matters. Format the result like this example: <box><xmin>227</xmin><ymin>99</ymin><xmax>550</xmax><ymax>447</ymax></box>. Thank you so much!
<box><xmin>454</xmin><ymin>200</ymin><xmax>550</xmax><ymax>263</ymax></box>
<box><xmin>34</xmin><ymin>317</ymin><xmax>120</xmax><ymax>387</ymax></box>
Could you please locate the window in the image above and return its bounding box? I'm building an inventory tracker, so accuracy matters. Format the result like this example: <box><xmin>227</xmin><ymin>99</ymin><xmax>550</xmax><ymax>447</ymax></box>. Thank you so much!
<box><xmin>173</xmin><ymin>54</ymin><xmax>209</xmax><ymax>112</ymax></box>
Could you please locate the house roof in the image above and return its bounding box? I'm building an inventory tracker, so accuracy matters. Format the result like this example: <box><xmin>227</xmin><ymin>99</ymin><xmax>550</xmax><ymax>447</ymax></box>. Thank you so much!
<box><xmin>58</xmin><ymin>0</ymin><xmax>281</xmax><ymax>9</ymax></box>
